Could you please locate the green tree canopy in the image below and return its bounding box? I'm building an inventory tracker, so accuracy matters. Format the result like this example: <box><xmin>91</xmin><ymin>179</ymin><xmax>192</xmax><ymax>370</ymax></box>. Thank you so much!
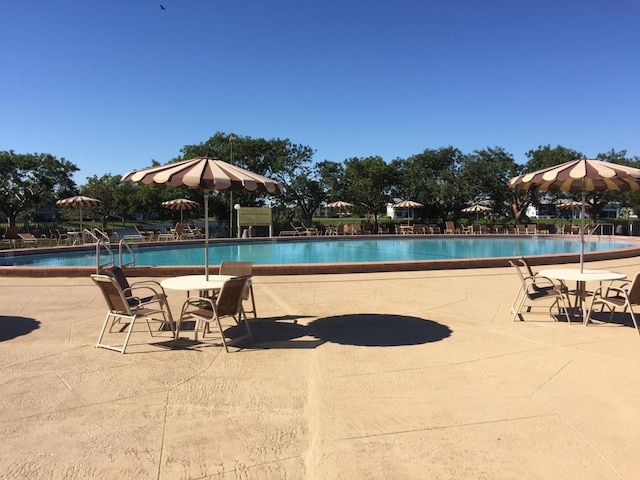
<box><xmin>0</xmin><ymin>150</ymin><xmax>78</xmax><ymax>226</ymax></box>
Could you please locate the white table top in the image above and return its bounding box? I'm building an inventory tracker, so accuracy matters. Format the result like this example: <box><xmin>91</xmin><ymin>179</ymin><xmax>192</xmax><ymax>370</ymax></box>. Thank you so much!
<box><xmin>161</xmin><ymin>274</ymin><xmax>234</xmax><ymax>291</ymax></box>
<box><xmin>538</xmin><ymin>268</ymin><xmax>626</xmax><ymax>283</ymax></box>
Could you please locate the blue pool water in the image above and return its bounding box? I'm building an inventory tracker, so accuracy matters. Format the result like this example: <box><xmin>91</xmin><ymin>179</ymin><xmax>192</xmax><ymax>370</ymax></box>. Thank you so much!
<box><xmin>1</xmin><ymin>236</ymin><xmax>637</xmax><ymax>267</ymax></box>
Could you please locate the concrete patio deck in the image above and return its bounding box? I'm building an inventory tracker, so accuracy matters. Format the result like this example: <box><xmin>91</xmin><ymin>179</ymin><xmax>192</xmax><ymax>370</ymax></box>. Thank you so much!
<box><xmin>1</xmin><ymin>258</ymin><xmax>640</xmax><ymax>479</ymax></box>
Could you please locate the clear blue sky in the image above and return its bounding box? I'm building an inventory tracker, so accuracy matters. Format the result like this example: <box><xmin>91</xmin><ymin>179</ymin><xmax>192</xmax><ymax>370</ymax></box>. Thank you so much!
<box><xmin>2</xmin><ymin>0</ymin><xmax>639</xmax><ymax>185</ymax></box>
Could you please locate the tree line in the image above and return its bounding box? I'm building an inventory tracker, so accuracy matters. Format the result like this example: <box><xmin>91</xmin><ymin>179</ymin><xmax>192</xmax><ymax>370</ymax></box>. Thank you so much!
<box><xmin>2</xmin><ymin>133</ymin><xmax>640</xmax><ymax>231</ymax></box>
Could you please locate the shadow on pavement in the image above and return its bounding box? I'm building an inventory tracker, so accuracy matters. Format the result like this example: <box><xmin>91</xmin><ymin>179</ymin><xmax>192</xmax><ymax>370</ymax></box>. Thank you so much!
<box><xmin>307</xmin><ymin>313</ymin><xmax>452</xmax><ymax>347</ymax></box>
<box><xmin>0</xmin><ymin>316</ymin><xmax>41</xmax><ymax>342</ymax></box>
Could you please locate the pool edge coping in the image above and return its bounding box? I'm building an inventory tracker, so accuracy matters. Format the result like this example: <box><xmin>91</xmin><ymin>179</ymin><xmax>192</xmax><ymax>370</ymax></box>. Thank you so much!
<box><xmin>2</xmin><ymin>234</ymin><xmax>640</xmax><ymax>277</ymax></box>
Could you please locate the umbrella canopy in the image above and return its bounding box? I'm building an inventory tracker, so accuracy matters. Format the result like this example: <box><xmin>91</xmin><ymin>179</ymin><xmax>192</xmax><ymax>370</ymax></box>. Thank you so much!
<box><xmin>462</xmin><ymin>204</ymin><xmax>492</xmax><ymax>213</ymax></box>
<box><xmin>509</xmin><ymin>156</ymin><xmax>640</xmax><ymax>271</ymax></box>
<box><xmin>122</xmin><ymin>157</ymin><xmax>284</xmax><ymax>279</ymax></box>
<box><xmin>56</xmin><ymin>195</ymin><xmax>102</xmax><ymax>232</ymax></box>
<box><xmin>325</xmin><ymin>201</ymin><xmax>353</xmax><ymax>209</ymax></box>
<box><xmin>392</xmin><ymin>200</ymin><xmax>424</xmax><ymax>208</ymax></box>
<box><xmin>462</xmin><ymin>204</ymin><xmax>492</xmax><ymax>220</ymax></box>
<box><xmin>557</xmin><ymin>200</ymin><xmax>585</xmax><ymax>210</ymax></box>
<box><xmin>161</xmin><ymin>198</ymin><xmax>199</xmax><ymax>223</ymax></box>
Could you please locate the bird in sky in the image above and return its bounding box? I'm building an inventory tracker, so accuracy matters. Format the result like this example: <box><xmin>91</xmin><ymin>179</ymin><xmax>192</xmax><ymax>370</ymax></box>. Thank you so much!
<box><xmin>160</xmin><ymin>4</ymin><xmax>166</xmax><ymax>10</ymax></box>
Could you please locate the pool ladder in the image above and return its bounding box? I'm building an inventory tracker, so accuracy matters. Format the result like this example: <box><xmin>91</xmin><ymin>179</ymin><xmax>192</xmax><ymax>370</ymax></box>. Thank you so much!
<box><xmin>94</xmin><ymin>238</ymin><xmax>136</xmax><ymax>273</ymax></box>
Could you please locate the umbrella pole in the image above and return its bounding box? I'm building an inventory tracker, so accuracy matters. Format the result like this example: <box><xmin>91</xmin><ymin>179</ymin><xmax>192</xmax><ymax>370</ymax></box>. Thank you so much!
<box><xmin>204</xmin><ymin>191</ymin><xmax>209</xmax><ymax>280</ymax></box>
<box><xmin>580</xmin><ymin>190</ymin><xmax>586</xmax><ymax>273</ymax></box>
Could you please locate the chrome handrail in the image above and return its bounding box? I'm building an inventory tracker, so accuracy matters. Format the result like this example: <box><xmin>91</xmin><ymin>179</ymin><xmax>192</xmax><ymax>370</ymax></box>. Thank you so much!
<box><xmin>118</xmin><ymin>239</ymin><xmax>135</xmax><ymax>268</ymax></box>
<box><xmin>95</xmin><ymin>239</ymin><xmax>115</xmax><ymax>273</ymax></box>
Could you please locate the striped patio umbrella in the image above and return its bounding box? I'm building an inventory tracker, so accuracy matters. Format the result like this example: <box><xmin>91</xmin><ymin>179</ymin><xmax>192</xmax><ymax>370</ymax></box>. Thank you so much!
<box><xmin>161</xmin><ymin>198</ymin><xmax>199</xmax><ymax>223</ymax></box>
<box><xmin>393</xmin><ymin>200</ymin><xmax>423</xmax><ymax>223</ymax></box>
<box><xmin>509</xmin><ymin>156</ymin><xmax>640</xmax><ymax>271</ymax></box>
<box><xmin>56</xmin><ymin>195</ymin><xmax>102</xmax><ymax>232</ymax></box>
<box><xmin>462</xmin><ymin>204</ymin><xmax>492</xmax><ymax>220</ymax></box>
<box><xmin>122</xmin><ymin>157</ymin><xmax>284</xmax><ymax>279</ymax></box>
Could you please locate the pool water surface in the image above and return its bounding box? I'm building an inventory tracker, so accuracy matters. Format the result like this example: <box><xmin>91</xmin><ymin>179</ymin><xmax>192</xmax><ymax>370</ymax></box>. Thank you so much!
<box><xmin>1</xmin><ymin>236</ymin><xmax>637</xmax><ymax>268</ymax></box>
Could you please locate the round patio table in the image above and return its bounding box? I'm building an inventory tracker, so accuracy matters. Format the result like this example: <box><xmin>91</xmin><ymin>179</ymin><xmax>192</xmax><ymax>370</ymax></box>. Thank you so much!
<box><xmin>537</xmin><ymin>268</ymin><xmax>626</xmax><ymax>323</ymax></box>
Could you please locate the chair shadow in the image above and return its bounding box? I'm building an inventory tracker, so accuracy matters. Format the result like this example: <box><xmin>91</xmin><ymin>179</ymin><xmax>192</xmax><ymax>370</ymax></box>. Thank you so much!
<box><xmin>0</xmin><ymin>316</ymin><xmax>41</xmax><ymax>342</ymax></box>
<box><xmin>307</xmin><ymin>314</ymin><xmax>452</xmax><ymax>347</ymax></box>
<box><xmin>585</xmin><ymin>311</ymin><xmax>639</xmax><ymax>330</ymax></box>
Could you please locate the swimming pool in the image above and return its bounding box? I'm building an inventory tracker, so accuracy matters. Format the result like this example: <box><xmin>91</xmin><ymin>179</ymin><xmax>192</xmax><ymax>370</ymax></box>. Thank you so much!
<box><xmin>2</xmin><ymin>235</ymin><xmax>639</xmax><ymax>276</ymax></box>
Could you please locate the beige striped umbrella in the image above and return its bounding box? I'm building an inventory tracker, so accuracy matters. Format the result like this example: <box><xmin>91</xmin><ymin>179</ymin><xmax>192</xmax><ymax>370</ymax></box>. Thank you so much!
<box><xmin>462</xmin><ymin>204</ymin><xmax>492</xmax><ymax>220</ymax></box>
<box><xmin>122</xmin><ymin>157</ymin><xmax>284</xmax><ymax>279</ymax></box>
<box><xmin>56</xmin><ymin>195</ymin><xmax>102</xmax><ymax>232</ymax></box>
<box><xmin>161</xmin><ymin>198</ymin><xmax>199</xmax><ymax>223</ymax></box>
<box><xmin>509</xmin><ymin>156</ymin><xmax>640</xmax><ymax>271</ymax></box>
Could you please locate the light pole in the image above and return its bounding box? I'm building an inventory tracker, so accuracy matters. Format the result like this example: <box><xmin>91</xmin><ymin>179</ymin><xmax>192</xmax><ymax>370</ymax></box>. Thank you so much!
<box><xmin>234</xmin><ymin>203</ymin><xmax>241</xmax><ymax>238</ymax></box>
<box><xmin>229</xmin><ymin>134</ymin><xmax>236</xmax><ymax>237</ymax></box>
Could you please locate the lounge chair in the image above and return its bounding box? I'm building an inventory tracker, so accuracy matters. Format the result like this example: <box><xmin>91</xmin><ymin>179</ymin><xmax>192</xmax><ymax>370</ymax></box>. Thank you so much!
<box><xmin>509</xmin><ymin>259</ymin><xmax>571</xmax><ymax>323</ymax></box>
<box><xmin>91</xmin><ymin>273</ymin><xmax>175</xmax><ymax>354</ymax></box>
<box><xmin>444</xmin><ymin>221</ymin><xmax>460</xmax><ymax>234</ymax></box>
<box><xmin>50</xmin><ymin>228</ymin><xmax>70</xmax><ymax>245</ymax></box>
<box><xmin>585</xmin><ymin>272</ymin><xmax>640</xmax><ymax>334</ymax></box>
<box><xmin>187</xmin><ymin>224</ymin><xmax>205</xmax><ymax>239</ymax></box>
<box><xmin>175</xmin><ymin>275</ymin><xmax>254</xmax><ymax>352</ymax></box>
<box><xmin>1</xmin><ymin>226</ymin><xmax>20</xmax><ymax>247</ymax></box>
<box><xmin>18</xmin><ymin>233</ymin><xmax>47</xmax><ymax>247</ymax></box>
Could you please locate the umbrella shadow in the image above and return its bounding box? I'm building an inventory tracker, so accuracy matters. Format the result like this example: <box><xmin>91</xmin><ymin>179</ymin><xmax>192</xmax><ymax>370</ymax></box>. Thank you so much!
<box><xmin>307</xmin><ymin>313</ymin><xmax>452</xmax><ymax>347</ymax></box>
<box><xmin>0</xmin><ymin>316</ymin><xmax>41</xmax><ymax>342</ymax></box>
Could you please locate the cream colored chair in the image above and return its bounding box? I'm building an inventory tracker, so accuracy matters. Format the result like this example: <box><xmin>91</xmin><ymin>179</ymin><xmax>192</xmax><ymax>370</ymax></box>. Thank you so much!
<box><xmin>175</xmin><ymin>276</ymin><xmax>254</xmax><ymax>352</ymax></box>
<box><xmin>220</xmin><ymin>261</ymin><xmax>256</xmax><ymax>317</ymax></box>
<box><xmin>585</xmin><ymin>272</ymin><xmax>640</xmax><ymax>334</ymax></box>
<box><xmin>91</xmin><ymin>274</ymin><xmax>175</xmax><ymax>354</ymax></box>
<box><xmin>510</xmin><ymin>259</ymin><xmax>571</xmax><ymax>323</ymax></box>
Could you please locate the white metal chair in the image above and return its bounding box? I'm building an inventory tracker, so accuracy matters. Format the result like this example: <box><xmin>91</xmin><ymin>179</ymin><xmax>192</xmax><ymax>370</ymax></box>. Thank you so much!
<box><xmin>91</xmin><ymin>274</ymin><xmax>175</xmax><ymax>353</ymax></box>
<box><xmin>175</xmin><ymin>275</ymin><xmax>254</xmax><ymax>352</ymax></box>
<box><xmin>509</xmin><ymin>259</ymin><xmax>571</xmax><ymax>323</ymax></box>
<box><xmin>585</xmin><ymin>272</ymin><xmax>640</xmax><ymax>334</ymax></box>
<box><xmin>220</xmin><ymin>261</ymin><xmax>256</xmax><ymax>317</ymax></box>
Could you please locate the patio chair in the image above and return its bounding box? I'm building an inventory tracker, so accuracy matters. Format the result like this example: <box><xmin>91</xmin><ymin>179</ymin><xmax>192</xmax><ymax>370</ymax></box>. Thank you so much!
<box><xmin>49</xmin><ymin>228</ymin><xmax>70</xmax><ymax>245</ymax></box>
<box><xmin>585</xmin><ymin>272</ymin><xmax>640</xmax><ymax>334</ymax></box>
<box><xmin>1</xmin><ymin>226</ymin><xmax>21</xmax><ymax>247</ymax></box>
<box><xmin>444</xmin><ymin>221</ymin><xmax>459</xmax><ymax>234</ymax></box>
<box><xmin>103</xmin><ymin>266</ymin><xmax>174</xmax><ymax>317</ymax></box>
<box><xmin>175</xmin><ymin>275</ymin><xmax>254</xmax><ymax>352</ymax></box>
<box><xmin>91</xmin><ymin>274</ymin><xmax>175</xmax><ymax>354</ymax></box>
<box><xmin>187</xmin><ymin>224</ymin><xmax>205</xmax><ymax>239</ymax></box>
<box><xmin>510</xmin><ymin>259</ymin><xmax>571</xmax><ymax>323</ymax></box>
<box><xmin>220</xmin><ymin>261</ymin><xmax>257</xmax><ymax>317</ymax></box>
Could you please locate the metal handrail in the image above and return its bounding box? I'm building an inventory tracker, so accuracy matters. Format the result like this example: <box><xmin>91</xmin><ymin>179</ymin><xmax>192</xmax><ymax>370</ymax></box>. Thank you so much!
<box><xmin>118</xmin><ymin>239</ymin><xmax>136</xmax><ymax>268</ymax></box>
<box><xmin>95</xmin><ymin>239</ymin><xmax>115</xmax><ymax>273</ymax></box>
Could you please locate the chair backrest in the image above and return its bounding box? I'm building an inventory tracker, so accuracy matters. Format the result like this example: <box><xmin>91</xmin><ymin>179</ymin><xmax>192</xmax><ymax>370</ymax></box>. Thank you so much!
<box><xmin>104</xmin><ymin>265</ymin><xmax>131</xmax><ymax>291</ymax></box>
<box><xmin>3</xmin><ymin>226</ymin><xmax>20</xmax><ymax>239</ymax></box>
<box><xmin>627</xmin><ymin>272</ymin><xmax>640</xmax><ymax>304</ymax></box>
<box><xmin>219</xmin><ymin>261</ymin><xmax>253</xmax><ymax>277</ymax></box>
<box><xmin>509</xmin><ymin>259</ymin><xmax>532</xmax><ymax>290</ymax></box>
<box><xmin>216</xmin><ymin>276</ymin><xmax>251</xmax><ymax>317</ymax></box>
<box><xmin>91</xmin><ymin>274</ymin><xmax>132</xmax><ymax>314</ymax></box>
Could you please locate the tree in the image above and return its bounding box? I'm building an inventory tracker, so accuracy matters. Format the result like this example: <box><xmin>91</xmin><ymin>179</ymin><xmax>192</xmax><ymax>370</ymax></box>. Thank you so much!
<box><xmin>81</xmin><ymin>174</ymin><xmax>135</xmax><ymax>228</ymax></box>
<box><xmin>395</xmin><ymin>147</ymin><xmax>467</xmax><ymax>222</ymax></box>
<box><xmin>179</xmin><ymin>132</ymin><xmax>317</xmax><ymax>226</ymax></box>
<box><xmin>460</xmin><ymin>147</ymin><xmax>519</xmax><ymax>218</ymax></box>
<box><xmin>0</xmin><ymin>151</ymin><xmax>78</xmax><ymax>227</ymax></box>
<box><xmin>342</xmin><ymin>156</ymin><xmax>398</xmax><ymax>230</ymax></box>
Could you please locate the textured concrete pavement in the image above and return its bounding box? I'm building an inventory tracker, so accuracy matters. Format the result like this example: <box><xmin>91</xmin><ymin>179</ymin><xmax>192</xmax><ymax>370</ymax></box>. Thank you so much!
<box><xmin>1</xmin><ymin>258</ymin><xmax>640</xmax><ymax>479</ymax></box>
